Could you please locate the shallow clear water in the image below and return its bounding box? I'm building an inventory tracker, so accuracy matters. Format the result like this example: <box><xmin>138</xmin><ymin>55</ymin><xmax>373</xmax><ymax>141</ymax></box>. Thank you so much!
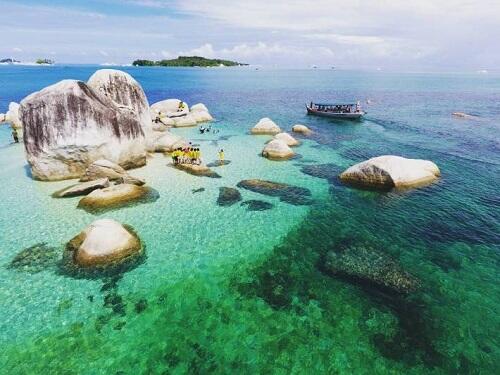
<box><xmin>0</xmin><ymin>66</ymin><xmax>499</xmax><ymax>374</ymax></box>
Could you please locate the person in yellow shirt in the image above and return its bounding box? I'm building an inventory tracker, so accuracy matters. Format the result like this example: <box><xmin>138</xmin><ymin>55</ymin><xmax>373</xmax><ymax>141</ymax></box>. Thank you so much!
<box><xmin>218</xmin><ymin>149</ymin><xmax>224</xmax><ymax>165</ymax></box>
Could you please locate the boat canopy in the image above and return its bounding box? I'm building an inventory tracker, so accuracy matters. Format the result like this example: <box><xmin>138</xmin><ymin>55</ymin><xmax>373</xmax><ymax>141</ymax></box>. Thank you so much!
<box><xmin>313</xmin><ymin>102</ymin><xmax>357</xmax><ymax>107</ymax></box>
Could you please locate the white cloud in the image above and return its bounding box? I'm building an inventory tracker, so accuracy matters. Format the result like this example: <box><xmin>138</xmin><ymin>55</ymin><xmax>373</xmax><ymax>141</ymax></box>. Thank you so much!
<box><xmin>99</xmin><ymin>50</ymin><xmax>109</xmax><ymax>57</ymax></box>
<box><xmin>0</xmin><ymin>0</ymin><xmax>498</xmax><ymax>69</ymax></box>
<box><xmin>12</xmin><ymin>47</ymin><xmax>22</xmax><ymax>52</ymax></box>
<box><xmin>160</xmin><ymin>50</ymin><xmax>173</xmax><ymax>58</ymax></box>
<box><xmin>179</xmin><ymin>43</ymin><xmax>216</xmax><ymax>58</ymax></box>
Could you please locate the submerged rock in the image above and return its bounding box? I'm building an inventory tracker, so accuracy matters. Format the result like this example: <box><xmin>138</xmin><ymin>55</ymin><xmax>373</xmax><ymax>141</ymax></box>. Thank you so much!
<box><xmin>452</xmin><ymin>112</ymin><xmax>479</xmax><ymax>119</ymax></box>
<box><xmin>80</xmin><ymin>159</ymin><xmax>145</xmax><ymax>186</ymax></box>
<box><xmin>206</xmin><ymin>160</ymin><xmax>231</xmax><ymax>167</ymax></box>
<box><xmin>251</xmin><ymin>118</ymin><xmax>281</xmax><ymax>135</ymax></box>
<box><xmin>173</xmin><ymin>163</ymin><xmax>221</xmax><ymax>178</ymax></box>
<box><xmin>66</xmin><ymin>219</ymin><xmax>142</xmax><ymax>268</ymax></box>
<box><xmin>20</xmin><ymin>80</ymin><xmax>146</xmax><ymax>181</ymax></box>
<box><xmin>273</xmin><ymin>132</ymin><xmax>299</xmax><ymax>146</ymax></box>
<box><xmin>192</xmin><ymin>187</ymin><xmax>205</xmax><ymax>194</ymax></box>
<box><xmin>241</xmin><ymin>200</ymin><xmax>273</xmax><ymax>211</ymax></box>
<box><xmin>78</xmin><ymin>184</ymin><xmax>151</xmax><ymax>211</ymax></box>
<box><xmin>262</xmin><ymin>139</ymin><xmax>295</xmax><ymax>160</ymax></box>
<box><xmin>217</xmin><ymin>187</ymin><xmax>242</xmax><ymax>206</ymax></box>
<box><xmin>53</xmin><ymin>178</ymin><xmax>110</xmax><ymax>198</ymax></box>
<box><xmin>340</xmin><ymin>155</ymin><xmax>440</xmax><ymax>190</ymax></box>
<box><xmin>301</xmin><ymin>163</ymin><xmax>342</xmax><ymax>184</ymax></box>
<box><xmin>237</xmin><ymin>179</ymin><xmax>312</xmax><ymax>205</ymax></box>
<box><xmin>324</xmin><ymin>245</ymin><xmax>420</xmax><ymax>294</ymax></box>
<box><xmin>292</xmin><ymin>124</ymin><xmax>312</xmax><ymax>134</ymax></box>
<box><xmin>7</xmin><ymin>242</ymin><xmax>59</xmax><ymax>273</ymax></box>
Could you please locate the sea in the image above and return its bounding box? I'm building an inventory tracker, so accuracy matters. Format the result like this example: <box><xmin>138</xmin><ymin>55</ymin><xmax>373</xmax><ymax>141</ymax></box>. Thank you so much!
<box><xmin>0</xmin><ymin>65</ymin><xmax>499</xmax><ymax>374</ymax></box>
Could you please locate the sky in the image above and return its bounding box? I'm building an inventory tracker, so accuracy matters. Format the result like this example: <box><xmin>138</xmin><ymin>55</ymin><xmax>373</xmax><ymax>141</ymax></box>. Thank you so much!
<box><xmin>0</xmin><ymin>0</ymin><xmax>499</xmax><ymax>71</ymax></box>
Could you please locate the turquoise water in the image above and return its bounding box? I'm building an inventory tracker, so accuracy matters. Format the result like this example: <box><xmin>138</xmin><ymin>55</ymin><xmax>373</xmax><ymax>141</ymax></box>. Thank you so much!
<box><xmin>0</xmin><ymin>66</ymin><xmax>499</xmax><ymax>374</ymax></box>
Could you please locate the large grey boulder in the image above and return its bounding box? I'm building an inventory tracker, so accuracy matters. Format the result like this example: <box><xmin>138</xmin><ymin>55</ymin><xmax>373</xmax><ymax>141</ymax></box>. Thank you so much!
<box><xmin>67</xmin><ymin>219</ymin><xmax>142</xmax><ymax>267</ymax></box>
<box><xmin>20</xmin><ymin>80</ymin><xmax>146</xmax><ymax>181</ymax></box>
<box><xmin>340</xmin><ymin>155</ymin><xmax>440</xmax><ymax>189</ymax></box>
<box><xmin>88</xmin><ymin>69</ymin><xmax>153</xmax><ymax>149</ymax></box>
<box><xmin>87</xmin><ymin>69</ymin><xmax>151</xmax><ymax>132</ymax></box>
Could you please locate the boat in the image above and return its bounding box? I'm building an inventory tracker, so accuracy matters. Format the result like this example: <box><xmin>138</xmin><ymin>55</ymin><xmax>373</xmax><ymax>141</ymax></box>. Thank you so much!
<box><xmin>306</xmin><ymin>101</ymin><xmax>365</xmax><ymax>119</ymax></box>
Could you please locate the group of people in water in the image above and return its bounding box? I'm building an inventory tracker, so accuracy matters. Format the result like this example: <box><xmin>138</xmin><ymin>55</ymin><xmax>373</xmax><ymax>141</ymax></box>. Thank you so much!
<box><xmin>199</xmin><ymin>124</ymin><xmax>218</xmax><ymax>134</ymax></box>
<box><xmin>171</xmin><ymin>145</ymin><xmax>225</xmax><ymax>166</ymax></box>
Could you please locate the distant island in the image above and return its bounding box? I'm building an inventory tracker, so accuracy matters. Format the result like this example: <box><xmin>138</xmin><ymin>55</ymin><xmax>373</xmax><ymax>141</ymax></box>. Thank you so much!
<box><xmin>36</xmin><ymin>58</ymin><xmax>55</xmax><ymax>65</ymax></box>
<box><xmin>132</xmin><ymin>56</ymin><xmax>247</xmax><ymax>67</ymax></box>
<box><xmin>0</xmin><ymin>58</ymin><xmax>54</xmax><ymax>65</ymax></box>
<box><xmin>0</xmin><ymin>58</ymin><xmax>21</xmax><ymax>64</ymax></box>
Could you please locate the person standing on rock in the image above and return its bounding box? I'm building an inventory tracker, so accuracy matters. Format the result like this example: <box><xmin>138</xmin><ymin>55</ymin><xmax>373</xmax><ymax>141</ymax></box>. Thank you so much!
<box><xmin>12</xmin><ymin>128</ymin><xmax>19</xmax><ymax>143</ymax></box>
<box><xmin>218</xmin><ymin>149</ymin><xmax>224</xmax><ymax>165</ymax></box>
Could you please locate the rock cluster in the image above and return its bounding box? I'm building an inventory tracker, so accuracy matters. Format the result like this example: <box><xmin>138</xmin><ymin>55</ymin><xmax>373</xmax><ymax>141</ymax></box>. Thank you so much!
<box><xmin>150</xmin><ymin>99</ymin><xmax>213</xmax><ymax>128</ymax></box>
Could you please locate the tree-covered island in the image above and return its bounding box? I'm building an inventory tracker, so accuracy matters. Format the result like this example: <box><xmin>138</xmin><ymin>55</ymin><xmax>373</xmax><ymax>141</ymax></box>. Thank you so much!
<box><xmin>132</xmin><ymin>56</ymin><xmax>247</xmax><ymax>67</ymax></box>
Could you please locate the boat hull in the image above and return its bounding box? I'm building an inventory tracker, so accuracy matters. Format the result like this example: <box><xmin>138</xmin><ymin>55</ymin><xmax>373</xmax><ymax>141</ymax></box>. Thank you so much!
<box><xmin>306</xmin><ymin>106</ymin><xmax>364</xmax><ymax>120</ymax></box>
